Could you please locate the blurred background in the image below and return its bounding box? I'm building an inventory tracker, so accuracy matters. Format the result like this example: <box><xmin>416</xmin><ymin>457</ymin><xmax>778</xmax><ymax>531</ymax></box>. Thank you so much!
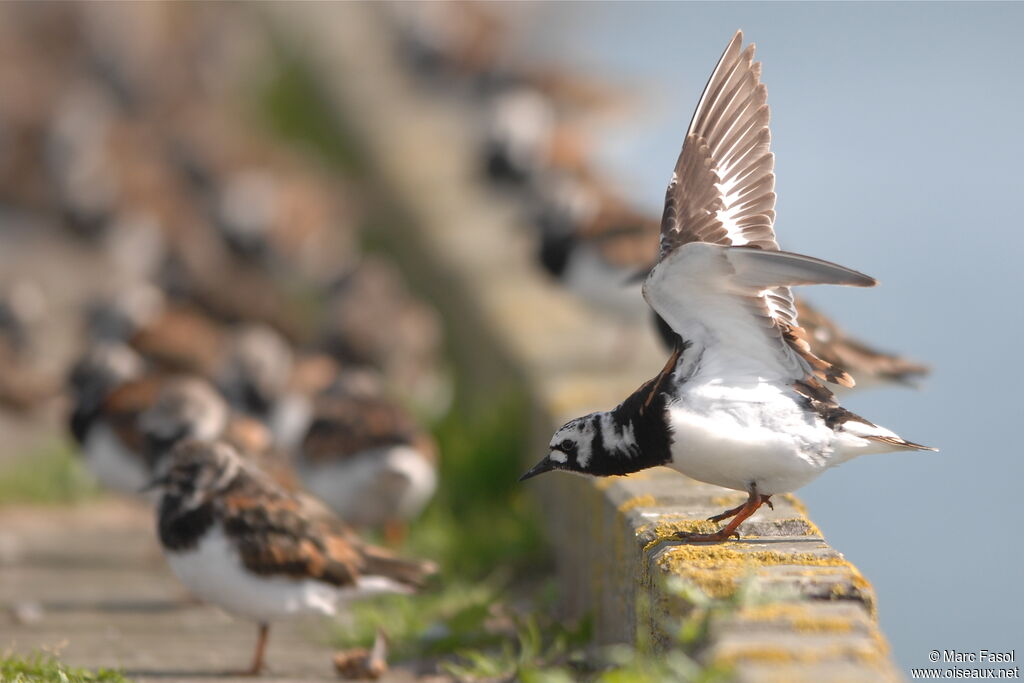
<box><xmin>0</xmin><ymin>1</ymin><xmax>1020</xmax><ymax>679</ymax></box>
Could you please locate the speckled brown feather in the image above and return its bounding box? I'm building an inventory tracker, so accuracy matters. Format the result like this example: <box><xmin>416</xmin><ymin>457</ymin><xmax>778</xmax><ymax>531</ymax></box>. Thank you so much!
<box><xmin>301</xmin><ymin>394</ymin><xmax>424</xmax><ymax>465</ymax></box>
<box><xmin>795</xmin><ymin>299</ymin><xmax>929</xmax><ymax>384</ymax></box>
<box><xmin>130</xmin><ymin>307</ymin><xmax>226</xmax><ymax>377</ymax></box>
<box><xmin>219</xmin><ymin>487</ymin><xmax>362</xmax><ymax>587</ymax></box>
<box><xmin>102</xmin><ymin>375</ymin><xmax>166</xmax><ymax>457</ymax></box>
<box><xmin>208</xmin><ymin>454</ymin><xmax>435</xmax><ymax>588</ymax></box>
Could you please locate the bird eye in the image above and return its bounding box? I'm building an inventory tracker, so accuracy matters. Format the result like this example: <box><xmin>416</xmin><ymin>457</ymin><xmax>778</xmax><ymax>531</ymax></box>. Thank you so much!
<box><xmin>559</xmin><ymin>439</ymin><xmax>575</xmax><ymax>453</ymax></box>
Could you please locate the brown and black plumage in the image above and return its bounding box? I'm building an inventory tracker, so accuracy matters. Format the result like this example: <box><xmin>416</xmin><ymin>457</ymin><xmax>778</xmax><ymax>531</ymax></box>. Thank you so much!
<box><xmin>297</xmin><ymin>373</ymin><xmax>439</xmax><ymax>537</ymax></box>
<box><xmin>151</xmin><ymin>439</ymin><xmax>435</xmax><ymax>675</ymax></box>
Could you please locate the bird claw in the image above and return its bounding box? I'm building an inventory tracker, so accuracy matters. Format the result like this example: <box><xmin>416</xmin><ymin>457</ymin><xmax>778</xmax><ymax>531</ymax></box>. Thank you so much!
<box><xmin>672</xmin><ymin>528</ymin><xmax>739</xmax><ymax>544</ymax></box>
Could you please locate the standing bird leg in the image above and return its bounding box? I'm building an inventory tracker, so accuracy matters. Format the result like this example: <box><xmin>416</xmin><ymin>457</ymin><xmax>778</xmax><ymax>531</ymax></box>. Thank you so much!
<box><xmin>706</xmin><ymin>493</ymin><xmax>773</xmax><ymax>523</ymax></box>
<box><xmin>383</xmin><ymin>520</ymin><xmax>407</xmax><ymax>546</ymax></box>
<box><xmin>676</xmin><ymin>486</ymin><xmax>769</xmax><ymax>543</ymax></box>
<box><xmin>242</xmin><ymin>623</ymin><xmax>270</xmax><ymax>676</ymax></box>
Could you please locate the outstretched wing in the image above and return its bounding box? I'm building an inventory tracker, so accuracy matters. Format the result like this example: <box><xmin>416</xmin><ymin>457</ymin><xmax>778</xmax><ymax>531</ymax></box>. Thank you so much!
<box><xmin>653</xmin><ymin>32</ymin><xmax>858</xmax><ymax>387</ymax></box>
<box><xmin>659</xmin><ymin>31</ymin><xmax>775</xmax><ymax>257</ymax></box>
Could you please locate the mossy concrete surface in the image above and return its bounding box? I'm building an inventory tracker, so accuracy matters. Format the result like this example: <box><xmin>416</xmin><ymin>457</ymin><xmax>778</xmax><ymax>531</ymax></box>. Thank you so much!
<box><xmin>267</xmin><ymin>4</ymin><xmax>903</xmax><ymax>681</ymax></box>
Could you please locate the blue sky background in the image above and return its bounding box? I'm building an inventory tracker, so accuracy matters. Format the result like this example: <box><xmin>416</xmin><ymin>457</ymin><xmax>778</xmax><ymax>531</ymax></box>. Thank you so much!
<box><xmin>515</xmin><ymin>1</ymin><xmax>1024</xmax><ymax>669</ymax></box>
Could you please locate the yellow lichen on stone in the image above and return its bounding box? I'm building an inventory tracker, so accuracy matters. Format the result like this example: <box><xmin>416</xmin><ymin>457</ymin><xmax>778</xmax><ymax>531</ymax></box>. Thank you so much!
<box><xmin>796</xmin><ymin>516</ymin><xmax>824</xmax><ymax>539</ymax></box>
<box><xmin>640</xmin><ymin>519</ymin><xmax>719</xmax><ymax>552</ymax></box>
<box><xmin>618</xmin><ymin>494</ymin><xmax>657</xmax><ymax>515</ymax></box>
<box><xmin>655</xmin><ymin>544</ymin><xmax>856</xmax><ymax>598</ymax></box>
<box><xmin>737</xmin><ymin>603</ymin><xmax>857</xmax><ymax>634</ymax></box>
<box><xmin>711</xmin><ymin>641</ymin><xmax>888</xmax><ymax>668</ymax></box>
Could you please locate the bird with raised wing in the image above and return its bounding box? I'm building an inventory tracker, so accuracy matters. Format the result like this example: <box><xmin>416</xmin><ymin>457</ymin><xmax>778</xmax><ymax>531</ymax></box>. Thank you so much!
<box><xmin>520</xmin><ymin>31</ymin><xmax>935</xmax><ymax>542</ymax></box>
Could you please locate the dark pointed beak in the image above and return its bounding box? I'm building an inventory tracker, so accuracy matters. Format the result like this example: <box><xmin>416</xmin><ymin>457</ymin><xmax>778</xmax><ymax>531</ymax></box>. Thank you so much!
<box><xmin>519</xmin><ymin>455</ymin><xmax>557</xmax><ymax>482</ymax></box>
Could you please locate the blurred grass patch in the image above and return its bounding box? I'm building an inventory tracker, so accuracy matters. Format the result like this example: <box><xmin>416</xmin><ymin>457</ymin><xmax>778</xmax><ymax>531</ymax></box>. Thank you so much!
<box><xmin>258</xmin><ymin>47</ymin><xmax>365</xmax><ymax>177</ymax></box>
<box><xmin>0</xmin><ymin>652</ymin><xmax>126</xmax><ymax>682</ymax></box>
<box><xmin>0</xmin><ymin>441</ymin><xmax>101</xmax><ymax>505</ymax></box>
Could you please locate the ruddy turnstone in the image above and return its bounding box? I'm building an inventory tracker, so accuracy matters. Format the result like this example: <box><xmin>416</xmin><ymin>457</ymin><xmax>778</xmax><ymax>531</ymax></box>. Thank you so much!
<box><xmin>322</xmin><ymin>257</ymin><xmax>448</xmax><ymax>417</ymax></box>
<box><xmin>148</xmin><ymin>439</ymin><xmax>436</xmax><ymax>675</ymax></box>
<box><xmin>85</xmin><ymin>284</ymin><xmax>227</xmax><ymax>378</ymax></box>
<box><xmin>67</xmin><ymin>342</ymin><xmax>151</xmax><ymax>493</ymax></box>
<box><xmin>217</xmin><ymin>323</ymin><xmax>295</xmax><ymax>421</ymax></box>
<box><xmin>533</xmin><ymin>168</ymin><xmax>660</xmax><ymax>325</ymax></box>
<box><xmin>141</xmin><ymin>374</ymin><xmax>301</xmax><ymax>493</ymax></box>
<box><xmin>297</xmin><ymin>370</ymin><xmax>438</xmax><ymax>540</ymax></box>
<box><xmin>67</xmin><ymin>345</ymin><xmax>265</xmax><ymax>496</ymax></box>
<box><xmin>520</xmin><ymin>31</ymin><xmax>936</xmax><ymax>542</ymax></box>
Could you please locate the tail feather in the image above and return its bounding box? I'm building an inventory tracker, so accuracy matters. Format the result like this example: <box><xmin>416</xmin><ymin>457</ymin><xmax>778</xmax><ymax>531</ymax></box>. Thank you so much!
<box><xmin>360</xmin><ymin>546</ymin><xmax>438</xmax><ymax>590</ymax></box>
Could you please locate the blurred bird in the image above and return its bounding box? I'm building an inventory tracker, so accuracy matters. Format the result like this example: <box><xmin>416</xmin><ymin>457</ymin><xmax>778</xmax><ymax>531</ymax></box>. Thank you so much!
<box><xmin>216</xmin><ymin>323</ymin><xmax>295</xmax><ymax>422</ymax></box>
<box><xmin>297</xmin><ymin>370</ymin><xmax>438</xmax><ymax>542</ymax></box>
<box><xmin>522</xmin><ymin>32</ymin><xmax>935</xmax><ymax>541</ymax></box>
<box><xmin>140</xmin><ymin>375</ymin><xmax>299</xmax><ymax>492</ymax></box>
<box><xmin>147</xmin><ymin>439</ymin><xmax>436</xmax><ymax>675</ymax></box>
<box><xmin>66</xmin><ymin>343</ymin><xmax>284</xmax><ymax>496</ymax></box>
<box><xmin>67</xmin><ymin>342</ymin><xmax>153</xmax><ymax>493</ymax></box>
<box><xmin>322</xmin><ymin>257</ymin><xmax>449</xmax><ymax>417</ymax></box>
<box><xmin>85</xmin><ymin>285</ymin><xmax>227</xmax><ymax>378</ymax></box>
<box><xmin>480</xmin><ymin>69</ymin><xmax>624</xmax><ymax>189</ymax></box>
<box><xmin>388</xmin><ymin>0</ymin><xmax>508</xmax><ymax>90</ymax></box>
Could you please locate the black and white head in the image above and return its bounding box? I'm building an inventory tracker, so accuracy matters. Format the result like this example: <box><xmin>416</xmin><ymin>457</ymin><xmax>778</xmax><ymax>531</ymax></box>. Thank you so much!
<box><xmin>218</xmin><ymin>324</ymin><xmax>294</xmax><ymax>417</ymax></box>
<box><xmin>214</xmin><ymin>169</ymin><xmax>278</xmax><ymax>260</ymax></box>
<box><xmin>520</xmin><ymin>414</ymin><xmax>601</xmax><ymax>481</ymax></box>
<box><xmin>147</xmin><ymin>439</ymin><xmax>243</xmax><ymax>510</ymax></box>
<box><xmin>67</xmin><ymin>342</ymin><xmax>145</xmax><ymax>410</ymax></box>
<box><xmin>139</xmin><ymin>377</ymin><xmax>229</xmax><ymax>461</ymax></box>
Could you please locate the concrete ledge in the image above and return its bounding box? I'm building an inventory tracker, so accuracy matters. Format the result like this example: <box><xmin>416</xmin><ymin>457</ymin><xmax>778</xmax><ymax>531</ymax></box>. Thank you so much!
<box><xmin>268</xmin><ymin>5</ymin><xmax>902</xmax><ymax>681</ymax></box>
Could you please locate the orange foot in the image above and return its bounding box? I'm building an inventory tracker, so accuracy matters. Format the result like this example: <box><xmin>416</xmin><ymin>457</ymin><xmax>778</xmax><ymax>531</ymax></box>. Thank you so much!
<box><xmin>675</xmin><ymin>487</ymin><xmax>771</xmax><ymax>543</ymax></box>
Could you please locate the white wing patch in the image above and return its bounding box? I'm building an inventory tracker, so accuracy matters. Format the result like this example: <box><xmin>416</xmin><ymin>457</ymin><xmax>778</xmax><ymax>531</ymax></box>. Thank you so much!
<box><xmin>643</xmin><ymin>243</ymin><xmax>875</xmax><ymax>385</ymax></box>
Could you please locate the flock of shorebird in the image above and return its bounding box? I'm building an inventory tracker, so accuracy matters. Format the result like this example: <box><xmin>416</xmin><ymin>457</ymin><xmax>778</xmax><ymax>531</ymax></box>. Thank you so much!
<box><xmin>0</xmin><ymin>2</ymin><xmax>934</xmax><ymax>677</ymax></box>
<box><xmin>2</xmin><ymin>4</ymin><xmax>444</xmax><ymax>675</ymax></box>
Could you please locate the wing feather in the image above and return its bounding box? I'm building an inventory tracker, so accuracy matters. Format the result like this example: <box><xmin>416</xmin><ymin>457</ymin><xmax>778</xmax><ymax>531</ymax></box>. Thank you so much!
<box><xmin>654</xmin><ymin>31</ymin><xmax>857</xmax><ymax>386</ymax></box>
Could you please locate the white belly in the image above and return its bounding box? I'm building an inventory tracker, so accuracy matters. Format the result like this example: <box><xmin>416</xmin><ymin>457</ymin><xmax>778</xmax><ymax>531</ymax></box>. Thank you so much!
<box><xmin>82</xmin><ymin>424</ymin><xmax>151</xmax><ymax>495</ymax></box>
<box><xmin>164</xmin><ymin>526</ymin><xmax>340</xmax><ymax>622</ymax></box>
<box><xmin>666</xmin><ymin>385</ymin><xmax>836</xmax><ymax>494</ymax></box>
<box><xmin>300</xmin><ymin>446</ymin><xmax>437</xmax><ymax>528</ymax></box>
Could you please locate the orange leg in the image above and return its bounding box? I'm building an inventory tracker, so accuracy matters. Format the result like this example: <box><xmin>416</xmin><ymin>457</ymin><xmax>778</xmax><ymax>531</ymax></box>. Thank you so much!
<box><xmin>383</xmin><ymin>520</ymin><xmax>407</xmax><ymax>546</ymax></box>
<box><xmin>241</xmin><ymin>623</ymin><xmax>269</xmax><ymax>676</ymax></box>
<box><xmin>677</xmin><ymin>487</ymin><xmax>770</xmax><ymax>543</ymax></box>
<box><xmin>706</xmin><ymin>494</ymin><xmax>773</xmax><ymax>523</ymax></box>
